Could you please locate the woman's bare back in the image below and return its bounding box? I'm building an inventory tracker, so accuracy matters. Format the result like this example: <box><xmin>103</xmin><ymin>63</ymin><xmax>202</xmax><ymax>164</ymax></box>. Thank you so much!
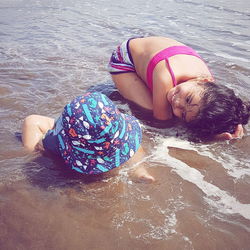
<box><xmin>129</xmin><ymin>37</ymin><xmax>211</xmax><ymax>84</ymax></box>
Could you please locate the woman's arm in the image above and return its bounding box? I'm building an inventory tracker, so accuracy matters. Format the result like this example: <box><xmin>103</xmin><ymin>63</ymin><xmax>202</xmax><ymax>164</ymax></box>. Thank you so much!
<box><xmin>152</xmin><ymin>66</ymin><xmax>174</xmax><ymax>120</ymax></box>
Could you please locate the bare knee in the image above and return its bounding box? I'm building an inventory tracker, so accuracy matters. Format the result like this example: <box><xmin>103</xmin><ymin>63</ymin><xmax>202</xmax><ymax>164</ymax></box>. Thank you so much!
<box><xmin>23</xmin><ymin>114</ymin><xmax>40</xmax><ymax>127</ymax></box>
<box><xmin>22</xmin><ymin>115</ymin><xmax>54</xmax><ymax>132</ymax></box>
<box><xmin>22</xmin><ymin>115</ymin><xmax>43</xmax><ymax>138</ymax></box>
<box><xmin>22</xmin><ymin>115</ymin><xmax>47</xmax><ymax>152</ymax></box>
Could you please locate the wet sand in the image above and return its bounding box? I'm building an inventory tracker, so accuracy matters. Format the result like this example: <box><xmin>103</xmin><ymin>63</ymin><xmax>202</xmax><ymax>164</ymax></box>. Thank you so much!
<box><xmin>0</xmin><ymin>0</ymin><xmax>250</xmax><ymax>249</ymax></box>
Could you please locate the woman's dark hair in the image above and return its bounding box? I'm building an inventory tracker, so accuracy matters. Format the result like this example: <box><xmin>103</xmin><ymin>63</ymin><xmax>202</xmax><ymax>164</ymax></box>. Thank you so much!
<box><xmin>187</xmin><ymin>82</ymin><xmax>250</xmax><ymax>139</ymax></box>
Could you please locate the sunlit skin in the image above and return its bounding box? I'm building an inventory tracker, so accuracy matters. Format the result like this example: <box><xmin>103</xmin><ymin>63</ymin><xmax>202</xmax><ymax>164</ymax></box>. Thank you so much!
<box><xmin>22</xmin><ymin>115</ymin><xmax>155</xmax><ymax>183</ymax></box>
<box><xmin>166</xmin><ymin>81</ymin><xmax>245</xmax><ymax>139</ymax></box>
<box><xmin>111</xmin><ymin>37</ymin><xmax>244</xmax><ymax>139</ymax></box>
<box><xmin>167</xmin><ymin>80</ymin><xmax>204</xmax><ymax>122</ymax></box>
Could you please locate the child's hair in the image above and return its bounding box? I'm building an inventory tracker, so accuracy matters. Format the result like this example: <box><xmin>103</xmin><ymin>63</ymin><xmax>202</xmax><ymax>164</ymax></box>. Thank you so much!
<box><xmin>187</xmin><ymin>82</ymin><xmax>250</xmax><ymax>139</ymax></box>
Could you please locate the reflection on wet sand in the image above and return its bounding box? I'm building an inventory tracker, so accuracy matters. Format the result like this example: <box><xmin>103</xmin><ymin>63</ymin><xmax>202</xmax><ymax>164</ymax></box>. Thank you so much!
<box><xmin>0</xmin><ymin>138</ymin><xmax>250</xmax><ymax>249</ymax></box>
<box><xmin>1</xmin><ymin>0</ymin><xmax>250</xmax><ymax>249</ymax></box>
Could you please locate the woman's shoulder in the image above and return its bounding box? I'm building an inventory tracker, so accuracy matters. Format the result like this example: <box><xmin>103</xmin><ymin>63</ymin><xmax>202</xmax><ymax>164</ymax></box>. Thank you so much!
<box><xmin>137</xmin><ymin>36</ymin><xmax>183</xmax><ymax>47</ymax></box>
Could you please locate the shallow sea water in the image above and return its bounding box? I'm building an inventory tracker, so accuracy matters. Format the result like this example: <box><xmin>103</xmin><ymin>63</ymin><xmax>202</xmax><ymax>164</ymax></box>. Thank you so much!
<box><xmin>0</xmin><ymin>0</ymin><xmax>250</xmax><ymax>249</ymax></box>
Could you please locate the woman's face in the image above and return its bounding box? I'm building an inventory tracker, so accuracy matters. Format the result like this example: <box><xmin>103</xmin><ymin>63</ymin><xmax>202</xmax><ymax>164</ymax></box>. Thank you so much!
<box><xmin>167</xmin><ymin>81</ymin><xmax>204</xmax><ymax>122</ymax></box>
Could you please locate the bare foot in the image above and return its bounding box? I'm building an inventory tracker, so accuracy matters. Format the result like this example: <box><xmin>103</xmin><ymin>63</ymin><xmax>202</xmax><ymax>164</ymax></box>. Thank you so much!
<box><xmin>130</xmin><ymin>166</ymin><xmax>155</xmax><ymax>183</ymax></box>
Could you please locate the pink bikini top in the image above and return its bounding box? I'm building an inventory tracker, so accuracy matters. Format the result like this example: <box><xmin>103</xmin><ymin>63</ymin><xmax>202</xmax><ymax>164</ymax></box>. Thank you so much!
<box><xmin>146</xmin><ymin>46</ymin><xmax>205</xmax><ymax>92</ymax></box>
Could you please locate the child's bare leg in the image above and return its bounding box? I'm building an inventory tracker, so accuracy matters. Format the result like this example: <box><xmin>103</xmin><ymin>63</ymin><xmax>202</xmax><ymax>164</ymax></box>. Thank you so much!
<box><xmin>22</xmin><ymin>115</ymin><xmax>54</xmax><ymax>152</ymax></box>
<box><xmin>112</xmin><ymin>73</ymin><xmax>153</xmax><ymax>110</ymax></box>
<box><xmin>131</xmin><ymin>165</ymin><xmax>155</xmax><ymax>183</ymax></box>
<box><xmin>128</xmin><ymin>146</ymin><xmax>155</xmax><ymax>183</ymax></box>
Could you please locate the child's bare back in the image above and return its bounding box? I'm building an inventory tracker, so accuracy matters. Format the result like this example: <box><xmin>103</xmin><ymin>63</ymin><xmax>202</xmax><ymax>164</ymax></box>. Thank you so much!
<box><xmin>129</xmin><ymin>37</ymin><xmax>210</xmax><ymax>84</ymax></box>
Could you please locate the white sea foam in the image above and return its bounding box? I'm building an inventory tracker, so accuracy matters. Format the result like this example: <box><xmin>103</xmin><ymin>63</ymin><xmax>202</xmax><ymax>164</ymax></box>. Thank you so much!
<box><xmin>152</xmin><ymin>137</ymin><xmax>250</xmax><ymax>220</ymax></box>
<box><xmin>187</xmin><ymin>144</ymin><xmax>250</xmax><ymax>179</ymax></box>
<box><xmin>152</xmin><ymin>136</ymin><xmax>250</xmax><ymax>179</ymax></box>
<box><xmin>134</xmin><ymin>210</ymin><xmax>178</xmax><ymax>241</ymax></box>
<box><xmin>216</xmin><ymin>151</ymin><xmax>250</xmax><ymax>178</ymax></box>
